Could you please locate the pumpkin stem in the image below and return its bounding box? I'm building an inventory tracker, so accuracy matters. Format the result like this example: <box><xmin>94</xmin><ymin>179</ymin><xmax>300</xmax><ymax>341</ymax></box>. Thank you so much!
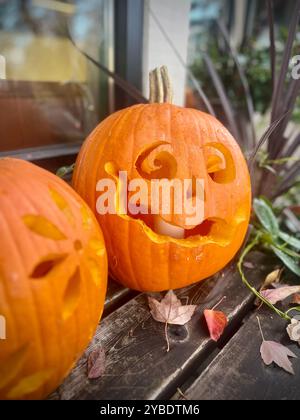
<box><xmin>149</xmin><ymin>66</ymin><xmax>173</xmax><ymax>104</ymax></box>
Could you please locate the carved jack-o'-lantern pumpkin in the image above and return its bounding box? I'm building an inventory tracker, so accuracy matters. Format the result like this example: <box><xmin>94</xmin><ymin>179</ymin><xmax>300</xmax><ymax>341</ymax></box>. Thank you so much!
<box><xmin>0</xmin><ymin>158</ymin><xmax>107</xmax><ymax>400</ymax></box>
<box><xmin>73</xmin><ymin>67</ymin><xmax>251</xmax><ymax>292</ymax></box>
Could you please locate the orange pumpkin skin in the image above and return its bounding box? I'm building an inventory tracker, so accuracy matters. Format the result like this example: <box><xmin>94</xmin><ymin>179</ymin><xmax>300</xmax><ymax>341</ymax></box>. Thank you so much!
<box><xmin>73</xmin><ymin>103</ymin><xmax>251</xmax><ymax>292</ymax></box>
<box><xmin>0</xmin><ymin>158</ymin><xmax>107</xmax><ymax>400</ymax></box>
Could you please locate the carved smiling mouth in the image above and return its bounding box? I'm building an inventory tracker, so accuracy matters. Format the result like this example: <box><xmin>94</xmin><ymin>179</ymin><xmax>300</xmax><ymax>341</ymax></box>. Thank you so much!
<box><xmin>116</xmin><ymin>212</ymin><xmax>246</xmax><ymax>248</ymax></box>
<box><xmin>102</xmin><ymin>161</ymin><xmax>246</xmax><ymax>248</ymax></box>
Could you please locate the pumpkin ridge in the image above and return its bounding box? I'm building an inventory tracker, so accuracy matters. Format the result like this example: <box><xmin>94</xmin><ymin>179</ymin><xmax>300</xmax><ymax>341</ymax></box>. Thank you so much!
<box><xmin>129</xmin><ymin>104</ymin><xmax>152</xmax><ymax>290</ymax></box>
<box><xmin>0</xmin><ymin>223</ymin><xmax>18</xmax><ymax>347</ymax></box>
<box><xmin>73</xmin><ymin>108</ymin><xmax>124</xmax><ymax>197</ymax></box>
<box><xmin>63</xmin><ymin>267</ymin><xmax>81</xmax><ymax>366</ymax></box>
<box><xmin>0</xmin><ymin>158</ymin><xmax>107</xmax><ymax>399</ymax></box>
<box><xmin>93</xmin><ymin>106</ymin><xmax>142</xmax><ymax>211</ymax></box>
<box><xmin>0</xmin><ymin>344</ymin><xmax>29</xmax><ymax>391</ymax></box>
<box><xmin>21</xmin><ymin>194</ymin><xmax>54</xmax><ymax>397</ymax></box>
<box><xmin>166</xmin><ymin>240</ymin><xmax>172</xmax><ymax>290</ymax></box>
<box><xmin>188</xmin><ymin>107</ymin><xmax>210</xmax><ymax>213</ymax></box>
<box><xmin>78</xmin><ymin>261</ymin><xmax>90</xmax><ymax>341</ymax></box>
<box><xmin>121</xmin><ymin>105</ymin><xmax>146</xmax><ymax>290</ymax></box>
<box><xmin>44</xmin><ymin>259</ymin><xmax>64</xmax><ymax>390</ymax></box>
<box><xmin>90</xmin><ymin>109</ymin><xmax>133</xmax><ymax>209</ymax></box>
<box><xmin>167</xmin><ymin>104</ymin><xmax>176</xmax><ymax>290</ymax></box>
<box><xmin>171</xmin><ymin>105</ymin><xmax>194</xmax><ymax>287</ymax></box>
<box><xmin>2</xmin><ymin>195</ymin><xmax>46</xmax><ymax>390</ymax></box>
<box><xmin>20</xmin><ymin>173</ymin><xmax>74</xmax><ymax>387</ymax></box>
<box><xmin>95</xmin><ymin>108</ymin><xmax>132</xmax><ymax>286</ymax></box>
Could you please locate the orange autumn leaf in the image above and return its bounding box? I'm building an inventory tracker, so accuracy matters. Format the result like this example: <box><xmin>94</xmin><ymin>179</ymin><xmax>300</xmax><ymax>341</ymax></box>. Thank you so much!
<box><xmin>292</xmin><ymin>294</ymin><xmax>300</xmax><ymax>305</ymax></box>
<box><xmin>204</xmin><ymin>309</ymin><xmax>228</xmax><ymax>342</ymax></box>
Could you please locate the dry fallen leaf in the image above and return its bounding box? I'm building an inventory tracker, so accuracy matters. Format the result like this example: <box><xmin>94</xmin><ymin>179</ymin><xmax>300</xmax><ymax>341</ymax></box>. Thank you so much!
<box><xmin>263</xmin><ymin>269</ymin><xmax>283</xmax><ymax>289</ymax></box>
<box><xmin>148</xmin><ymin>290</ymin><xmax>197</xmax><ymax>352</ymax></box>
<box><xmin>260</xmin><ymin>341</ymin><xmax>297</xmax><ymax>375</ymax></box>
<box><xmin>204</xmin><ymin>309</ymin><xmax>228</xmax><ymax>342</ymax></box>
<box><xmin>255</xmin><ymin>269</ymin><xmax>283</xmax><ymax>307</ymax></box>
<box><xmin>257</xmin><ymin>316</ymin><xmax>297</xmax><ymax>375</ymax></box>
<box><xmin>261</xmin><ymin>285</ymin><xmax>300</xmax><ymax>305</ymax></box>
<box><xmin>287</xmin><ymin>319</ymin><xmax>300</xmax><ymax>346</ymax></box>
<box><xmin>87</xmin><ymin>347</ymin><xmax>106</xmax><ymax>379</ymax></box>
<box><xmin>148</xmin><ymin>290</ymin><xmax>197</xmax><ymax>325</ymax></box>
<box><xmin>271</xmin><ymin>282</ymin><xmax>285</xmax><ymax>289</ymax></box>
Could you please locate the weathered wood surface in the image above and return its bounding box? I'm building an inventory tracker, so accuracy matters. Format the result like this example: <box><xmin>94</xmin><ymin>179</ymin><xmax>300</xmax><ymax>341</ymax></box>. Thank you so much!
<box><xmin>104</xmin><ymin>279</ymin><xmax>132</xmax><ymax>314</ymax></box>
<box><xmin>51</xmin><ymin>252</ymin><xmax>273</xmax><ymax>400</ymax></box>
<box><xmin>181</xmin><ymin>308</ymin><xmax>300</xmax><ymax>400</ymax></box>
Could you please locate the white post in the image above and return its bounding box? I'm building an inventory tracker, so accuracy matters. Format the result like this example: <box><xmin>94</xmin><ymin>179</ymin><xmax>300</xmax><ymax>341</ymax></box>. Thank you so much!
<box><xmin>142</xmin><ymin>0</ymin><xmax>192</xmax><ymax>106</ymax></box>
<box><xmin>0</xmin><ymin>55</ymin><xmax>6</xmax><ymax>80</ymax></box>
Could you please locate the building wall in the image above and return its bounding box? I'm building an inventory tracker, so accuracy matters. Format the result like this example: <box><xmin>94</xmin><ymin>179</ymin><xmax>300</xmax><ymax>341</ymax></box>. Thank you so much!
<box><xmin>142</xmin><ymin>0</ymin><xmax>192</xmax><ymax>106</ymax></box>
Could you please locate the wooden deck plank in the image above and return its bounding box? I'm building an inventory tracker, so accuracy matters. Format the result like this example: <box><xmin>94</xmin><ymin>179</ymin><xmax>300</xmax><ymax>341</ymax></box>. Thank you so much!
<box><xmin>51</xmin><ymin>252</ymin><xmax>273</xmax><ymax>400</ymax></box>
<box><xmin>104</xmin><ymin>279</ymin><xmax>131</xmax><ymax>314</ymax></box>
<box><xmin>182</xmin><ymin>309</ymin><xmax>300</xmax><ymax>400</ymax></box>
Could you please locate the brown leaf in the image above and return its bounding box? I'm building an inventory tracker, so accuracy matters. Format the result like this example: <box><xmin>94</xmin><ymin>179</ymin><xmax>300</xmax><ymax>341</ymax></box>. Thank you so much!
<box><xmin>148</xmin><ymin>290</ymin><xmax>197</xmax><ymax>326</ymax></box>
<box><xmin>148</xmin><ymin>290</ymin><xmax>197</xmax><ymax>352</ymax></box>
<box><xmin>271</xmin><ymin>282</ymin><xmax>285</xmax><ymax>289</ymax></box>
<box><xmin>87</xmin><ymin>347</ymin><xmax>106</xmax><ymax>379</ymax></box>
<box><xmin>260</xmin><ymin>341</ymin><xmax>297</xmax><ymax>375</ymax></box>
<box><xmin>204</xmin><ymin>309</ymin><xmax>228</xmax><ymax>342</ymax></box>
<box><xmin>263</xmin><ymin>269</ymin><xmax>283</xmax><ymax>289</ymax></box>
<box><xmin>261</xmin><ymin>286</ymin><xmax>300</xmax><ymax>304</ymax></box>
<box><xmin>292</xmin><ymin>294</ymin><xmax>300</xmax><ymax>305</ymax></box>
<box><xmin>255</xmin><ymin>269</ymin><xmax>283</xmax><ymax>307</ymax></box>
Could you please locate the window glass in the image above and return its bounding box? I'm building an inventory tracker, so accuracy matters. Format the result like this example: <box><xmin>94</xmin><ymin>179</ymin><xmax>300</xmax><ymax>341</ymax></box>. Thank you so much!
<box><xmin>0</xmin><ymin>0</ymin><xmax>113</xmax><ymax>153</ymax></box>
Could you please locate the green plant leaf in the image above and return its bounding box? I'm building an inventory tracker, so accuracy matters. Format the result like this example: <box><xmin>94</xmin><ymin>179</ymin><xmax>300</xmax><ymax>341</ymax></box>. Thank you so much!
<box><xmin>271</xmin><ymin>245</ymin><xmax>300</xmax><ymax>276</ymax></box>
<box><xmin>253</xmin><ymin>198</ymin><xmax>279</xmax><ymax>237</ymax></box>
<box><xmin>279</xmin><ymin>231</ymin><xmax>300</xmax><ymax>250</ymax></box>
<box><xmin>273</xmin><ymin>241</ymin><xmax>300</xmax><ymax>259</ymax></box>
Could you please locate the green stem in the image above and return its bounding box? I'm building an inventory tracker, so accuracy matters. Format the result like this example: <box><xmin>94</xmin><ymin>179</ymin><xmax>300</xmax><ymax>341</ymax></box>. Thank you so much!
<box><xmin>149</xmin><ymin>66</ymin><xmax>173</xmax><ymax>104</ymax></box>
<box><xmin>274</xmin><ymin>243</ymin><xmax>300</xmax><ymax>258</ymax></box>
<box><xmin>237</xmin><ymin>234</ymin><xmax>291</xmax><ymax>321</ymax></box>
<box><xmin>285</xmin><ymin>307</ymin><xmax>300</xmax><ymax>316</ymax></box>
<box><xmin>56</xmin><ymin>163</ymin><xmax>75</xmax><ymax>179</ymax></box>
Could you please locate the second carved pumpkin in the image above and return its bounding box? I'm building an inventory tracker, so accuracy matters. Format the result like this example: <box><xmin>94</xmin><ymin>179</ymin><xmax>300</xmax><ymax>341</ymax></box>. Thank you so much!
<box><xmin>0</xmin><ymin>158</ymin><xmax>107</xmax><ymax>399</ymax></box>
<box><xmin>73</xmin><ymin>67</ymin><xmax>251</xmax><ymax>291</ymax></box>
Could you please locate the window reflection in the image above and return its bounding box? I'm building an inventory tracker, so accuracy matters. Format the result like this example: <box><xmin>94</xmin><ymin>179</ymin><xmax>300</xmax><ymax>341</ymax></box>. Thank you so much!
<box><xmin>0</xmin><ymin>0</ymin><xmax>113</xmax><ymax>152</ymax></box>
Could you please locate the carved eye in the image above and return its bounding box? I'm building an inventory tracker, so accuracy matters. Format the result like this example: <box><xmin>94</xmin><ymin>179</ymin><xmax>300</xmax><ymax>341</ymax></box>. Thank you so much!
<box><xmin>29</xmin><ymin>254</ymin><xmax>68</xmax><ymax>279</ymax></box>
<box><xmin>23</xmin><ymin>215</ymin><xmax>66</xmax><ymax>240</ymax></box>
<box><xmin>135</xmin><ymin>141</ymin><xmax>177</xmax><ymax>180</ymax></box>
<box><xmin>204</xmin><ymin>143</ymin><xmax>236</xmax><ymax>184</ymax></box>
